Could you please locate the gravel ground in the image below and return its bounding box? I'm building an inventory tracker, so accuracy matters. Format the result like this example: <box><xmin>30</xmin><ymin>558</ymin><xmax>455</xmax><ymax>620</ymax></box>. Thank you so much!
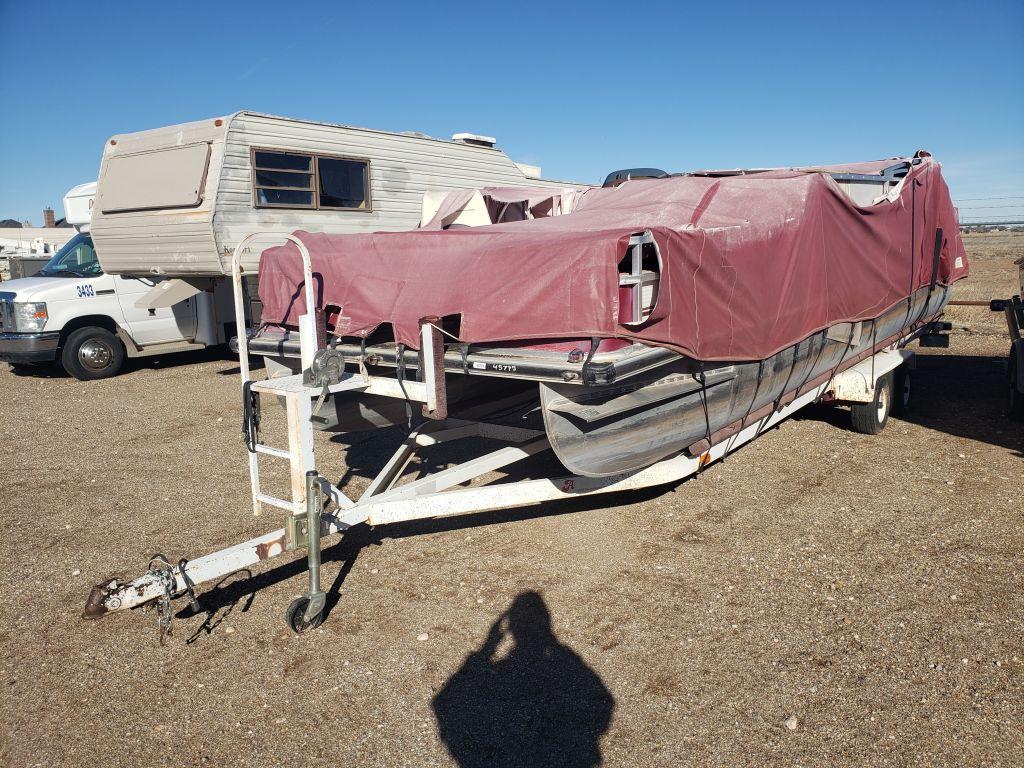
<box><xmin>1</xmin><ymin>233</ymin><xmax>1021</xmax><ymax>767</ymax></box>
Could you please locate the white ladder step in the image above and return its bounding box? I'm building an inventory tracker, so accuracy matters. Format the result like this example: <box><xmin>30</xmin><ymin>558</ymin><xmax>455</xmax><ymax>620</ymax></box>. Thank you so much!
<box><xmin>254</xmin><ymin>444</ymin><xmax>289</xmax><ymax>459</ymax></box>
<box><xmin>254</xmin><ymin>492</ymin><xmax>297</xmax><ymax>512</ymax></box>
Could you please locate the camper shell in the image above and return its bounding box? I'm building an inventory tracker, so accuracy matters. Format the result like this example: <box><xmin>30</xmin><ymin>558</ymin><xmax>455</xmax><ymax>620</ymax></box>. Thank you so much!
<box><xmin>90</xmin><ymin>111</ymin><xmax>579</xmax><ymax>277</ymax></box>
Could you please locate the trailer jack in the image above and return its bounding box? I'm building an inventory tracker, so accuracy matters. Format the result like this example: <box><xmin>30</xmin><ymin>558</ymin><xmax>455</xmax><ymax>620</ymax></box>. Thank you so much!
<box><xmin>284</xmin><ymin>471</ymin><xmax>326</xmax><ymax>634</ymax></box>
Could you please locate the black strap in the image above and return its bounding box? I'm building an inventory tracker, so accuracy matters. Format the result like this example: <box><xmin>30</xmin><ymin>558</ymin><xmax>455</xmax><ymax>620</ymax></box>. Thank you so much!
<box><xmin>796</xmin><ymin>330</ymin><xmax>828</xmax><ymax>396</ymax></box>
<box><xmin>922</xmin><ymin>227</ymin><xmax>944</xmax><ymax>319</ymax></box>
<box><xmin>696</xmin><ymin>363</ymin><xmax>713</xmax><ymax>467</ymax></box>
<box><xmin>396</xmin><ymin>343</ymin><xmax>413</xmax><ymax>430</ymax></box>
<box><xmin>177</xmin><ymin>558</ymin><xmax>201</xmax><ymax>613</ymax></box>
<box><xmin>740</xmin><ymin>358</ymin><xmax>766</xmax><ymax>427</ymax></box>
<box><xmin>241</xmin><ymin>380</ymin><xmax>260</xmax><ymax>453</ymax></box>
<box><xmin>396</xmin><ymin>343</ymin><xmax>406</xmax><ymax>381</ymax></box>
<box><xmin>825</xmin><ymin>323</ymin><xmax>858</xmax><ymax>394</ymax></box>
<box><xmin>773</xmin><ymin>344</ymin><xmax>800</xmax><ymax>413</ymax></box>
<box><xmin>929</xmin><ymin>227</ymin><xmax>944</xmax><ymax>290</ymax></box>
<box><xmin>579</xmin><ymin>336</ymin><xmax>601</xmax><ymax>379</ymax></box>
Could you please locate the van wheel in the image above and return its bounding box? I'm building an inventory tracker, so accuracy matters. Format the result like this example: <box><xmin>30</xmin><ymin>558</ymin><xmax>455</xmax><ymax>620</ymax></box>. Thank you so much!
<box><xmin>61</xmin><ymin>327</ymin><xmax>125</xmax><ymax>380</ymax></box>
<box><xmin>850</xmin><ymin>371</ymin><xmax>893</xmax><ymax>435</ymax></box>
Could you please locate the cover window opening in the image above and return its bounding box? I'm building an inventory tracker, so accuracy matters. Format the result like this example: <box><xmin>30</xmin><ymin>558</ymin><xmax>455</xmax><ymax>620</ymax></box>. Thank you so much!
<box><xmin>618</xmin><ymin>234</ymin><xmax>661</xmax><ymax>326</ymax></box>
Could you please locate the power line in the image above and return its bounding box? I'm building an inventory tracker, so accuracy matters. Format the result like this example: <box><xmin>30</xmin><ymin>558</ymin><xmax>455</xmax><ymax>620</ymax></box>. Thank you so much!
<box><xmin>953</xmin><ymin>195</ymin><xmax>1024</xmax><ymax>202</ymax></box>
<box><xmin>956</xmin><ymin>204</ymin><xmax>1024</xmax><ymax>210</ymax></box>
<box><xmin>959</xmin><ymin>218</ymin><xmax>1024</xmax><ymax>224</ymax></box>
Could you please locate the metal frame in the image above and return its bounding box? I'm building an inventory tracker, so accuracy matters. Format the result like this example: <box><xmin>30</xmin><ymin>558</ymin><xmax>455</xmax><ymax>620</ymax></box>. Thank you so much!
<box><xmin>238</xmin><ymin>333</ymin><xmax>680</xmax><ymax>386</ymax></box>
<box><xmin>84</xmin><ymin>232</ymin><xmax>918</xmax><ymax>632</ymax></box>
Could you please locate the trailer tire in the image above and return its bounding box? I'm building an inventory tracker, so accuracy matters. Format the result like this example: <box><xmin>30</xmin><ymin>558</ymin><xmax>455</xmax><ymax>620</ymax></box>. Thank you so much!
<box><xmin>892</xmin><ymin>366</ymin><xmax>912</xmax><ymax>417</ymax></box>
<box><xmin>850</xmin><ymin>371</ymin><xmax>893</xmax><ymax>435</ymax></box>
<box><xmin>61</xmin><ymin>326</ymin><xmax>125</xmax><ymax>380</ymax></box>
<box><xmin>1009</xmin><ymin>347</ymin><xmax>1024</xmax><ymax>421</ymax></box>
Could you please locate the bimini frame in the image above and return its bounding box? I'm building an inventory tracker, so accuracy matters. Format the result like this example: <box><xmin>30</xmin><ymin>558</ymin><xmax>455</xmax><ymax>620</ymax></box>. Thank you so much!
<box><xmin>83</xmin><ymin>232</ymin><xmax>915</xmax><ymax>637</ymax></box>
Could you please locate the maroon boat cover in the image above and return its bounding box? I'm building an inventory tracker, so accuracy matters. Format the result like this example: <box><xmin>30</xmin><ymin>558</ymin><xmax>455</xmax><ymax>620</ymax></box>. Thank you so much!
<box><xmin>258</xmin><ymin>157</ymin><xmax>968</xmax><ymax>362</ymax></box>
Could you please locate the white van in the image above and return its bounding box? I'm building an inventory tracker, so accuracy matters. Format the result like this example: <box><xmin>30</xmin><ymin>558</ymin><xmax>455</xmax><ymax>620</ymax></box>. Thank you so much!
<box><xmin>0</xmin><ymin>182</ymin><xmax>235</xmax><ymax>379</ymax></box>
<box><xmin>0</xmin><ymin>227</ymin><xmax>233</xmax><ymax>379</ymax></box>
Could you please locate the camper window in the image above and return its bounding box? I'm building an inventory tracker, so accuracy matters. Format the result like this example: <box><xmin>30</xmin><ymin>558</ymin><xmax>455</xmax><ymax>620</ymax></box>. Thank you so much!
<box><xmin>252</xmin><ymin>148</ymin><xmax>370</xmax><ymax>211</ymax></box>
<box><xmin>318</xmin><ymin>157</ymin><xmax>369</xmax><ymax>210</ymax></box>
<box><xmin>253</xmin><ymin>151</ymin><xmax>315</xmax><ymax>208</ymax></box>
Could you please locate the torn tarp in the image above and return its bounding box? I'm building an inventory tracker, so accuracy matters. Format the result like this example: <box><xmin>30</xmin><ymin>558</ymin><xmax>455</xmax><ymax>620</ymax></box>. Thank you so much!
<box><xmin>258</xmin><ymin>155</ymin><xmax>968</xmax><ymax>362</ymax></box>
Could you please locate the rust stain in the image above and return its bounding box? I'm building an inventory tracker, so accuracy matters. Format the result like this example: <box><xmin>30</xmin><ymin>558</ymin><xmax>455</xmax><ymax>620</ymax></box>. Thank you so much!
<box><xmin>256</xmin><ymin>534</ymin><xmax>286</xmax><ymax>561</ymax></box>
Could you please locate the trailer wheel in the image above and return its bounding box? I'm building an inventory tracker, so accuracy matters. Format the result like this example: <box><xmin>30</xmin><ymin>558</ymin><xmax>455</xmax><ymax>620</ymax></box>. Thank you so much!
<box><xmin>61</xmin><ymin>326</ymin><xmax>125</xmax><ymax>380</ymax></box>
<box><xmin>892</xmin><ymin>366</ymin><xmax>912</xmax><ymax>417</ymax></box>
<box><xmin>850</xmin><ymin>371</ymin><xmax>893</xmax><ymax>435</ymax></box>
<box><xmin>285</xmin><ymin>596</ymin><xmax>324</xmax><ymax>634</ymax></box>
<box><xmin>1009</xmin><ymin>347</ymin><xmax>1024</xmax><ymax>421</ymax></box>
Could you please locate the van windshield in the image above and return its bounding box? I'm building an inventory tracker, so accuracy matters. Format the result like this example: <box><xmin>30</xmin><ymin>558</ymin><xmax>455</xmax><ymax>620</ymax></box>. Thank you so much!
<box><xmin>39</xmin><ymin>234</ymin><xmax>102</xmax><ymax>278</ymax></box>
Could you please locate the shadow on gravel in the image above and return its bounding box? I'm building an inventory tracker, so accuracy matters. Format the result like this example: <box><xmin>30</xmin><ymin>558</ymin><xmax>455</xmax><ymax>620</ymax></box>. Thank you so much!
<box><xmin>432</xmin><ymin>591</ymin><xmax>614</xmax><ymax>768</ymax></box>
<box><xmin>182</xmin><ymin>570</ymin><xmax>256</xmax><ymax>645</ymax></box>
<box><xmin>796</xmin><ymin>353</ymin><xmax>1022</xmax><ymax>456</ymax></box>
<box><xmin>903</xmin><ymin>353</ymin><xmax>1022</xmax><ymax>455</ymax></box>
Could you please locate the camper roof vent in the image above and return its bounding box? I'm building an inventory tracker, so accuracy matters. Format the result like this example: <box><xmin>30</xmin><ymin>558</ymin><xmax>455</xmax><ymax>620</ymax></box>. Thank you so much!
<box><xmin>452</xmin><ymin>132</ymin><xmax>497</xmax><ymax>148</ymax></box>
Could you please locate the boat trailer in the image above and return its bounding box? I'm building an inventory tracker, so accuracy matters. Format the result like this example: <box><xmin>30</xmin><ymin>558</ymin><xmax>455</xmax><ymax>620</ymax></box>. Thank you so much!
<box><xmin>83</xmin><ymin>233</ymin><xmax>918</xmax><ymax>639</ymax></box>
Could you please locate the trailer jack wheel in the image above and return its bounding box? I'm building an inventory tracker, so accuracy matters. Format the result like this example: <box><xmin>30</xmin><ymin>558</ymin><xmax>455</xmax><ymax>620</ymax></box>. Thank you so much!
<box><xmin>285</xmin><ymin>596</ymin><xmax>324</xmax><ymax>634</ymax></box>
<box><xmin>286</xmin><ymin>470</ymin><xmax>327</xmax><ymax>635</ymax></box>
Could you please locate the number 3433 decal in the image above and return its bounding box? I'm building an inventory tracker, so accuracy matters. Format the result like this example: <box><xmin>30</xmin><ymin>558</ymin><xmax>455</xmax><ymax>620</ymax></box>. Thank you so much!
<box><xmin>76</xmin><ymin>284</ymin><xmax>96</xmax><ymax>298</ymax></box>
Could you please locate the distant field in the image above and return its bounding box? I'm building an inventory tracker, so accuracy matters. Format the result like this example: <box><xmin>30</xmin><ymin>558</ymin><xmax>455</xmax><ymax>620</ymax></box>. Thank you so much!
<box><xmin>947</xmin><ymin>230</ymin><xmax>1023</xmax><ymax>336</ymax></box>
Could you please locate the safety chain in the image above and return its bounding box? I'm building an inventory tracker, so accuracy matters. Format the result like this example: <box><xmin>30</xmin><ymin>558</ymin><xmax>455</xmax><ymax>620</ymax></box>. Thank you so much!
<box><xmin>148</xmin><ymin>554</ymin><xmax>178</xmax><ymax>645</ymax></box>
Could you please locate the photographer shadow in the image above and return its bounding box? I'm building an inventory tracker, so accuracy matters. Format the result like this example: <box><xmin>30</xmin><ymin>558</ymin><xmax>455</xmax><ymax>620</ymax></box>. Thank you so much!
<box><xmin>432</xmin><ymin>591</ymin><xmax>614</xmax><ymax>768</ymax></box>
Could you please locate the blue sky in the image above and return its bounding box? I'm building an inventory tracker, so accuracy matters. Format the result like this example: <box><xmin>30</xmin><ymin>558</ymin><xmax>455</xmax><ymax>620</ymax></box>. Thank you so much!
<box><xmin>1</xmin><ymin>0</ymin><xmax>1021</xmax><ymax>223</ymax></box>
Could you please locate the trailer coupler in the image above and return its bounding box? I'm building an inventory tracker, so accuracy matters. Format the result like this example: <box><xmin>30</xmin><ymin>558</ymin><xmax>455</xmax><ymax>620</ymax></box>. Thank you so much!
<box><xmin>83</xmin><ymin>554</ymin><xmax>201</xmax><ymax>644</ymax></box>
<box><xmin>83</xmin><ymin>579</ymin><xmax>124</xmax><ymax>620</ymax></box>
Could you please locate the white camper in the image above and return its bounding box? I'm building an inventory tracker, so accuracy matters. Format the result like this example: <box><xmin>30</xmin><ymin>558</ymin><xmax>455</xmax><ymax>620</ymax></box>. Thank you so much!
<box><xmin>1</xmin><ymin>112</ymin><xmax>579</xmax><ymax>379</ymax></box>
<box><xmin>90</xmin><ymin>111</ymin><xmax>578</xmax><ymax>277</ymax></box>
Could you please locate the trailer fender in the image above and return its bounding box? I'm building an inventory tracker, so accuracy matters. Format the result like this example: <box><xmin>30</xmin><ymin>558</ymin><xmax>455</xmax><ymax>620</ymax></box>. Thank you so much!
<box><xmin>830</xmin><ymin>347</ymin><xmax>913</xmax><ymax>404</ymax></box>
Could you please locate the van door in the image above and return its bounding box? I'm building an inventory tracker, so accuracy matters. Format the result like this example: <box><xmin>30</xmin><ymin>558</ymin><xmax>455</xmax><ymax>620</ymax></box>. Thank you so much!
<box><xmin>114</xmin><ymin>276</ymin><xmax>197</xmax><ymax>345</ymax></box>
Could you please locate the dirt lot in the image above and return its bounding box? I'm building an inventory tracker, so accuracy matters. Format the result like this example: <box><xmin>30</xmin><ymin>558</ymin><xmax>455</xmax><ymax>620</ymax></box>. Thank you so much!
<box><xmin>1</xmin><ymin>233</ymin><xmax>1021</xmax><ymax>767</ymax></box>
